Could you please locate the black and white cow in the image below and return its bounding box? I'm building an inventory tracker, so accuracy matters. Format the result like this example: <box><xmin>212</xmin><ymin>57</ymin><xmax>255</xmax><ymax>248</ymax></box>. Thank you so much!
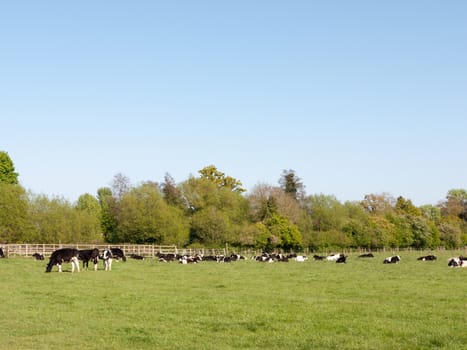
<box><xmin>101</xmin><ymin>249</ymin><xmax>113</xmax><ymax>271</ymax></box>
<box><xmin>32</xmin><ymin>253</ymin><xmax>44</xmax><ymax>260</ymax></box>
<box><xmin>358</xmin><ymin>253</ymin><xmax>374</xmax><ymax>258</ymax></box>
<box><xmin>78</xmin><ymin>248</ymin><xmax>100</xmax><ymax>270</ymax></box>
<box><xmin>129</xmin><ymin>253</ymin><xmax>145</xmax><ymax>260</ymax></box>
<box><xmin>448</xmin><ymin>256</ymin><xmax>467</xmax><ymax>268</ymax></box>
<box><xmin>45</xmin><ymin>248</ymin><xmax>80</xmax><ymax>273</ymax></box>
<box><xmin>417</xmin><ymin>255</ymin><xmax>437</xmax><ymax>261</ymax></box>
<box><xmin>110</xmin><ymin>248</ymin><xmax>126</xmax><ymax>262</ymax></box>
<box><xmin>383</xmin><ymin>255</ymin><xmax>401</xmax><ymax>264</ymax></box>
<box><xmin>336</xmin><ymin>255</ymin><xmax>347</xmax><ymax>263</ymax></box>
<box><xmin>326</xmin><ymin>253</ymin><xmax>344</xmax><ymax>261</ymax></box>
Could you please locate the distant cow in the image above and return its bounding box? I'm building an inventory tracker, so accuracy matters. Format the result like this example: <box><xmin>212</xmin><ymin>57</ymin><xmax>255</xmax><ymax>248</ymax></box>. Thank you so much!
<box><xmin>0</xmin><ymin>247</ymin><xmax>4</xmax><ymax>258</ymax></box>
<box><xmin>78</xmin><ymin>248</ymin><xmax>100</xmax><ymax>270</ymax></box>
<box><xmin>336</xmin><ymin>255</ymin><xmax>347</xmax><ymax>263</ymax></box>
<box><xmin>417</xmin><ymin>255</ymin><xmax>437</xmax><ymax>261</ymax></box>
<box><xmin>295</xmin><ymin>255</ymin><xmax>308</xmax><ymax>262</ymax></box>
<box><xmin>46</xmin><ymin>248</ymin><xmax>80</xmax><ymax>273</ymax></box>
<box><xmin>313</xmin><ymin>255</ymin><xmax>326</xmax><ymax>260</ymax></box>
<box><xmin>130</xmin><ymin>254</ymin><xmax>145</xmax><ymax>260</ymax></box>
<box><xmin>383</xmin><ymin>255</ymin><xmax>401</xmax><ymax>264</ymax></box>
<box><xmin>358</xmin><ymin>253</ymin><xmax>374</xmax><ymax>258</ymax></box>
<box><xmin>326</xmin><ymin>253</ymin><xmax>344</xmax><ymax>261</ymax></box>
<box><xmin>102</xmin><ymin>249</ymin><xmax>113</xmax><ymax>271</ymax></box>
<box><xmin>32</xmin><ymin>253</ymin><xmax>44</xmax><ymax>260</ymax></box>
<box><xmin>448</xmin><ymin>256</ymin><xmax>467</xmax><ymax>268</ymax></box>
<box><xmin>110</xmin><ymin>248</ymin><xmax>126</xmax><ymax>262</ymax></box>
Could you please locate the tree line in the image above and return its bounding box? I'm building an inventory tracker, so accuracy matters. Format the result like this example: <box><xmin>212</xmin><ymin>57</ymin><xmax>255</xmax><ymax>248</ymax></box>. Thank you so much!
<box><xmin>1</xmin><ymin>151</ymin><xmax>466</xmax><ymax>250</ymax></box>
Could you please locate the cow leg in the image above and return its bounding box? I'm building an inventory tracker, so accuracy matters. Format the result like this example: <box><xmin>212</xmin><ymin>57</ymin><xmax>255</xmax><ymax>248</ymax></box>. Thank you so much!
<box><xmin>57</xmin><ymin>263</ymin><xmax>62</xmax><ymax>272</ymax></box>
<box><xmin>71</xmin><ymin>257</ymin><xmax>80</xmax><ymax>273</ymax></box>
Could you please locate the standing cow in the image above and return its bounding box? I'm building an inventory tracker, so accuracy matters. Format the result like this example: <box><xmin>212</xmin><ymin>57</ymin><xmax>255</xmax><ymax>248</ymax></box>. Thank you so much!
<box><xmin>46</xmin><ymin>248</ymin><xmax>80</xmax><ymax>273</ymax></box>
<box><xmin>78</xmin><ymin>248</ymin><xmax>100</xmax><ymax>270</ymax></box>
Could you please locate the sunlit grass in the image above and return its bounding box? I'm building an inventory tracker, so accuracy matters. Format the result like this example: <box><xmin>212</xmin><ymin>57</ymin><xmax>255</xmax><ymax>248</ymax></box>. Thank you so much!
<box><xmin>0</xmin><ymin>250</ymin><xmax>466</xmax><ymax>349</ymax></box>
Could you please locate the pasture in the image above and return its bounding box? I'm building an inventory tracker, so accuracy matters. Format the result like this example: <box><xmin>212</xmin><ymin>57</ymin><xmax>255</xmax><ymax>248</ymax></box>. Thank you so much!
<box><xmin>0</xmin><ymin>250</ymin><xmax>466</xmax><ymax>350</ymax></box>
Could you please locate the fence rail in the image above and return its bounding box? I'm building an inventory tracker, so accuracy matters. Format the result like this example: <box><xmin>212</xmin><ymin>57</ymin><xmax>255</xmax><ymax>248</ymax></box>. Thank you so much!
<box><xmin>1</xmin><ymin>244</ymin><xmax>465</xmax><ymax>259</ymax></box>
<box><xmin>1</xmin><ymin>244</ymin><xmax>178</xmax><ymax>258</ymax></box>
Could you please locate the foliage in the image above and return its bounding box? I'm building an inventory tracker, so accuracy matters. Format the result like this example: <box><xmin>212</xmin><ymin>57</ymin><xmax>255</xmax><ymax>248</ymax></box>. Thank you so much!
<box><xmin>114</xmin><ymin>182</ymin><xmax>189</xmax><ymax>244</ymax></box>
<box><xmin>279</xmin><ymin>169</ymin><xmax>305</xmax><ymax>201</ymax></box>
<box><xmin>198</xmin><ymin>165</ymin><xmax>246</xmax><ymax>193</ymax></box>
<box><xmin>0</xmin><ymin>184</ymin><xmax>31</xmax><ymax>242</ymax></box>
<box><xmin>0</xmin><ymin>151</ymin><xmax>19</xmax><ymax>185</ymax></box>
<box><xmin>2</xmin><ymin>151</ymin><xmax>467</xmax><ymax>249</ymax></box>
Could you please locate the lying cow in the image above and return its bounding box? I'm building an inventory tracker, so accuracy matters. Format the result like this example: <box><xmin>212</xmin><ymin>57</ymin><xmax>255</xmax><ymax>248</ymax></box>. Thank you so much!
<box><xmin>448</xmin><ymin>256</ymin><xmax>467</xmax><ymax>267</ymax></box>
<box><xmin>417</xmin><ymin>255</ymin><xmax>437</xmax><ymax>261</ymax></box>
<box><xmin>326</xmin><ymin>253</ymin><xmax>344</xmax><ymax>261</ymax></box>
<box><xmin>32</xmin><ymin>253</ymin><xmax>44</xmax><ymax>260</ymax></box>
<box><xmin>358</xmin><ymin>253</ymin><xmax>374</xmax><ymax>258</ymax></box>
<box><xmin>46</xmin><ymin>248</ymin><xmax>80</xmax><ymax>273</ymax></box>
<box><xmin>383</xmin><ymin>255</ymin><xmax>401</xmax><ymax>264</ymax></box>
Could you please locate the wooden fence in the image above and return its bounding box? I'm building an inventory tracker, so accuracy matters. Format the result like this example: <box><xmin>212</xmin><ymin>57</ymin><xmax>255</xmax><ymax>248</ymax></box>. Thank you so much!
<box><xmin>1</xmin><ymin>243</ymin><xmax>465</xmax><ymax>259</ymax></box>
<box><xmin>1</xmin><ymin>244</ymin><xmax>178</xmax><ymax>258</ymax></box>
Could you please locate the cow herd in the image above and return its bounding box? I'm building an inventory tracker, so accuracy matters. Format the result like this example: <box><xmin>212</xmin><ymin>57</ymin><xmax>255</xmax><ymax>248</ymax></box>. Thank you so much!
<box><xmin>0</xmin><ymin>245</ymin><xmax>465</xmax><ymax>272</ymax></box>
<box><xmin>43</xmin><ymin>247</ymin><xmax>126</xmax><ymax>273</ymax></box>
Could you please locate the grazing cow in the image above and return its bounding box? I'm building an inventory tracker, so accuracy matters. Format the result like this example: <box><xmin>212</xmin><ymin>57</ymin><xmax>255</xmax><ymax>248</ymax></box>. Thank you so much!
<box><xmin>0</xmin><ymin>247</ymin><xmax>4</xmax><ymax>258</ymax></box>
<box><xmin>130</xmin><ymin>254</ymin><xmax>145</xmax><ymax>260</ymax></box>
<box><xmin>417</xmin><ymin>255</ymin><xmax>437</xmax><ymax>261</ymax></box>
<box><xmin>32</xmin><ymin>253</ymin><xmax>44</xmax><ymax>260</ymax></box>
<box><xmin>102</xmin><ymin>249</ymin><xmax>113</xmax><ymax>271</ymax></box>
<box><xmin>358</xmin><ymin>253</ymin><xmax>374</xmax><ymax>258</ymax></box>
<box><xmin>383</xmin><ymin>255</ymin><xmax>401</xmax><ymax>264</ymax></box>
<box><xmin>110</xmin><ymin>248</ymin><xmax>126</xmax><ymax>262</ymax></box>
<box><xmin>78</xmin><ymin>248</ymin><xmax>100</xmax><ymax>270</ymax></box>
<box><xmin>46</xmin><ymin>248</ymin><xmax>80</xmax><ymax>273</ymax></box>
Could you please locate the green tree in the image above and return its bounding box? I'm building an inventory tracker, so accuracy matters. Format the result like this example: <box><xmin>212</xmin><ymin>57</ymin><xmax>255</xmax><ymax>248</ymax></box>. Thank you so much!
<box><xmin>160</xmin><ymin>173</ymin><xmax>186</xmax><ymax>209</ymax></box>
<box><xmin>279</xmin><ymin>169</ymin><xmax>305</xmax><ymax>201</ymax></box>
<box><xmin>198</xmin><ymin>165</ymin><xmax>246</xmax><ymax>193</ymax></box>
<box><xmin>440</xmin><ymin>189</ymin><xmax>467</xmax><ymax>221</ymax></box>
<box><xmin>28</xmin><ymin>195</ymin><xmax>80</xmax><ymax>243</ymax></box>
<box><xmin>0</xmin><ymin>151</ymin><xmax>19</xmax><ymax>184</ymax></box>
<box><xmin>0</xmin><ymin>183</ymin><xmax>31</xmax><ymax>242</ymax></box>
<box><xmin>117</xmin><ymin>182</ymin><xmax>190</xmax><ymax>244</ymax></box>
<box><xmin>181</xmin><ymin>175</ymin><xmax>250</xmax><ymax>246</ymax></box>
<box><xmin>97</xmin><ymin>187</ymin><xmax>120</xmax><ymax>243</ymax></box>
<box><xmin>75</xmin><ymin>193</ymin><xmax>103</xmax><ymax>242</ymax></box>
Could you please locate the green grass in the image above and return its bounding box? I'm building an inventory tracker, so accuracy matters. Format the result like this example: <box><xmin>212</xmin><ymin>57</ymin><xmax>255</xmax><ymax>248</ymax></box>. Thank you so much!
<box><xmin>0</xmin><ymin>251</ymin><xmax>466</xmax><ymax>350</ymax></box>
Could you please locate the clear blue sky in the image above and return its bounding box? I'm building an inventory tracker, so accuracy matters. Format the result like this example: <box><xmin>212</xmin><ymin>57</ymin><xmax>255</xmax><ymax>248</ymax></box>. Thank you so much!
<box><xmin>1</xmin><ymin>1</ymin><xmax>466</xmax><ymax>205</ymax></box>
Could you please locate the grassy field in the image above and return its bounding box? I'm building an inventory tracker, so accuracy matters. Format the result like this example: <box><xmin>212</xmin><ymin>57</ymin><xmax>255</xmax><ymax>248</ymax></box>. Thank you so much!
<box><xmin>0</xmin><ymin>250</ymin><xmax>466</xmax><ymax>350</ymax></box>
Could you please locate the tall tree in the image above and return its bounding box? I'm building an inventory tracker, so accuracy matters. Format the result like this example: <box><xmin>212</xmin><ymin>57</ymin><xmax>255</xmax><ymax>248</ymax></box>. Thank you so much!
<box><xmin>97</xmin><ymin>187</ymin><xmax>120</xmax><ymax>243</ymax></box>
<box><xmin>440</xmin><ymin>189</ymin><xmax>467</xmax><ymax>221</ymax></box>
<box><xmin>198</xmin><ymin>165</ymin><xmax>246</xmax><ymax>193</ymax></box>
<box><xmin>0</xmin><ymin>151</ymin><xmax>19</xmax><ymax>184</ymax></box>
<box><xmin>160</xmin><ymin>173</ymin><xmax>186</xmax><ymax>209</ymax></box>
<box><xmin>117</xmin><ymin>182</ymin><xmax>190</xmax><ymax>244</ymax></box>
<box><xmin>279</xmin><ymin>169</ymin><xmax>305</xmax><ymax>201</ymax></box>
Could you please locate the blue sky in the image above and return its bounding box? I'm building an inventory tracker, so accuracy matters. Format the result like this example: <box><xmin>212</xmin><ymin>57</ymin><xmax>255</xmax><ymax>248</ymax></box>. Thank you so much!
<box><xmin>1</xmin><ymin>1</ymin><xmax>466</xmax><ymax>205</ymax></box>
